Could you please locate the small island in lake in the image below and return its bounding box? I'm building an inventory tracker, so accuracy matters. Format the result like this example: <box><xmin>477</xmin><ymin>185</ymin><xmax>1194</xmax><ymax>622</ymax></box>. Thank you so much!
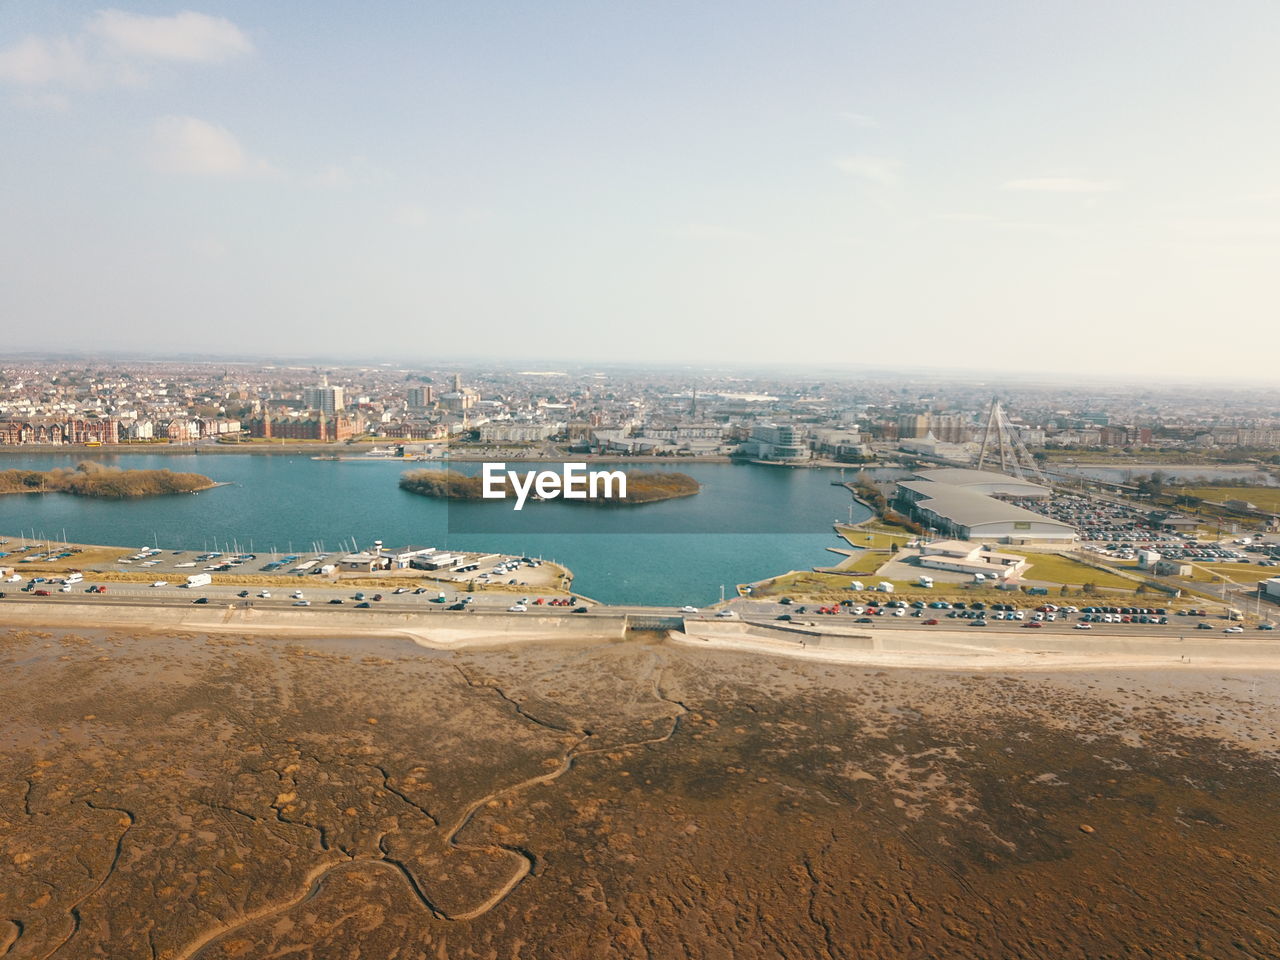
<box><xmin>0</xmin><ymin>462</ymin><xmax>217</xmax><ymax>499</ymax></box>
<box><xmin>399</xmin><ymin>468</ymin><xmax>700</xmax><ymax>505</ymax></box>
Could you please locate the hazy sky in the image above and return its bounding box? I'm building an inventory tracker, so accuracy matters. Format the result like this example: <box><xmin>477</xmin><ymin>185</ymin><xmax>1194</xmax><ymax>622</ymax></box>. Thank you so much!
<box><xmin>2</xmin><ymin>2</ymin><xmax>1279</xmax><ymax>373</ymax></box>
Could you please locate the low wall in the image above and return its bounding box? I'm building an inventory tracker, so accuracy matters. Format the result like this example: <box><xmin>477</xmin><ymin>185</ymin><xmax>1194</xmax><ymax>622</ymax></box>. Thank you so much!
<box><xmin>0</xmin><ymin>600</ymin><xmax>627</xmax><ymax>646</ymax></box>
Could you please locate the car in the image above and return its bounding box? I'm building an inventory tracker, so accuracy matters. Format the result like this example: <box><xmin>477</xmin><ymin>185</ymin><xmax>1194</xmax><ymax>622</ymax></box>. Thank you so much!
<box><xmin>779</xmin><ymin>597</ymin><xmax>793</xmax><ymax>605</ymax></box>
<box><xmin>328</xmin><ymin>598</ymin><xmax>344</xmax><ymax>604</ymax></box>
<box><xmin>355</xmin><ymin>601</ymin><xmax>371</xmax><ymax>608</ymax></box>
<box><xmin>293</xmin><ymin>600</ymin><xmax>311</xmax><ymax>606</ymax></box>
<box><xmin>393</xmin><ymin>587</ymin><xmax>409</xmax><ymax>594</ymax></box>
<box><xmin>237</xmin><ymin>590</ymin><xmax>250</xmax><ymax>598</ymax></box>
<box><xmin>922</xmin><ymin>618</ymin><xmax>939</xmax><ymax>625</ymax></box>
<box><xmin>448</xmin><ymin>602</ymin><xmax>467</xmax><ymax>610</ymax></box>
<box><xmin>1224</xmin><ymin>626</ymin><xmax>1244</xmax><ymax>634</ymax></box>
<box><xmin>192</xmin><ymin>597</ymin><xmax>210</xmax><ymax>604</ymax></box>
<box><xmin>715</xmin><ymin>609</ymin><xmax>736</xmax><ymax>618</ymax></box>
<box><xmin>509</xmin><ymin>604</ymin><xmax>528</xmax><ymax>612</ymax></box>
<box><xmin>970</xmin><ymin>620</ymin><xmax>988</xmax><ymax>627</ymax></box>
<box><xmin>1022</xmin><ymin>621</ymin><xmax>1042</xmax><ymax>628</ymax></box>
<box><xmin>33</xmin><ymin>589</ymin><xmax>50</xmax><ymax>596</ymax></box>
<box><xmin>1074</xmin><ymin>622</ymin><xmax>1092</xmax><ymax>630</ymax></box>
<box><xmin>572</xmin><ymin>606</ymin><xmax>588</xmax><ymax>613</ymax></box>
<box><xmin>258</xmin><ymin>590</ymin><xmax>271</xmax><ymax>598</ymax></box>
<box><xmin>1196</xmin><ymin>622</ymin><xmax>1214</xmax><ymax>630</ymax></box>
<box><xmin>151</xmin><ymin>581</ymin><xmax>168</xmax><ymax>587</ymax></box>
<box><xmin>855</xmin><ymin>617</ymin><xmax>873</xmax><ymax>624</ymax></box>
<box><xmin>372</xmin><ymin>594</ymin><xmax>383</xmax><ymax>601</ymax></box>
<box><xmin>776</xmin><ymin>614</ymin><xmax>792</xmax><ymax>621</ymax></box>
<box><xmin>1259</xmin><ymin>623</ymin><xmax>1275</xmax><ymax>631</ymax></box>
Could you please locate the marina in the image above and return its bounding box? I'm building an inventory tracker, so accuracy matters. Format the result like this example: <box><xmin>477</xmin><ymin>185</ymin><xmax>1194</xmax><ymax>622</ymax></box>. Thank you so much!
<box><xmin>0</xmin><ymin>453</ymin><xmax>870</xmax><ymax>606</ymax></box>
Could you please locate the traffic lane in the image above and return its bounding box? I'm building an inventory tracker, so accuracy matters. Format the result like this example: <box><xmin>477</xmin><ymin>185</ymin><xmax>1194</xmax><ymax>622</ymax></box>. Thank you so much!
<box><xmin>13</xmin><ymin>581</ymin><xmax>582</xmax><ymax>610</ymax></box>
<box><xmin>0</xmin><ymin>593</ymin><xmax>1266</xmax><ymax>637</ymax></box>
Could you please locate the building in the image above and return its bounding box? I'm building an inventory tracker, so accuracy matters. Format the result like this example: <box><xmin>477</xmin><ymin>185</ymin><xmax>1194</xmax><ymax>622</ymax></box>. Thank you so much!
<box><xmin>895</xmin><ymin>469</ymin><xmax>1075</xmax><ymax>544</ymax></box>
<box><xmin>248</xmin><ymin>412</ymin><xmax>355</xmax><ymax>442</ymax></box>
<box><xmin>1260</xmin><ymin>578</ymin><xmax>1280</xmax><ymax>602</ymax></box>
<box><xmin>406</xmin><ymin>386</ymin><xmax>436</xmax><ymax>408</ymax></box>
<box><xmin>930</xmin><ymin>414</ymin><xmax>971</xmax><ymax>444</ymax></box>
<box><xmin>478</xmin><ymin>422</ymin><xmax>559</xmax><ymax>443</ymax></box>
<box><xmin>303</xmin><ymin>385</ymin><xmax>345</xmax><ymax>415</ymax></box>
<box><xmin>1155</xmin><ymin>559</ymin><xmax>1192</xmax><ymax>577</ymax></box>
<box><xmin>738</xmin><ymin>422</ymin><xmax>808</xmax><ymax>462</ymax></box>
<box><xmin>0</xmin><ymin>418</ymin><xmax>119</xmax><ymax>445</ymax></box>
<box><xmin>911</xmin><ymin>468</ymin><xmax>1052</xmax><ymax>500</ymax></box>
<box><xmin>896</xmin><ymin>413</ymin><xmax>930</xmax><ymax>440</ymax></box>
<box><xmin>1147</xmin><ymin>511</ymin><xmax>1199</xmax><ymax>533</ymax></box>
<box><xmin>917</xmin><ymin>540</ymin><xmax>1029</xmax><ymax>580</ymax></box>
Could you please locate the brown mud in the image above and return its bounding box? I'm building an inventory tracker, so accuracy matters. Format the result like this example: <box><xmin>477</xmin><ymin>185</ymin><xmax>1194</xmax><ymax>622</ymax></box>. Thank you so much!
<box><xmin>0</xmin><ymin>628</ymin><xmax>1277</xmax><ymax>959</ymax></box>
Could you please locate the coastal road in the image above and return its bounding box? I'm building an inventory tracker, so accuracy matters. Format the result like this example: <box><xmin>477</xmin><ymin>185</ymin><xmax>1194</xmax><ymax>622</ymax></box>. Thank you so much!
<box><xmin>3</xmin><ymin>586</ymin><xmax>1272</xmax><ymax>641</ymax></box>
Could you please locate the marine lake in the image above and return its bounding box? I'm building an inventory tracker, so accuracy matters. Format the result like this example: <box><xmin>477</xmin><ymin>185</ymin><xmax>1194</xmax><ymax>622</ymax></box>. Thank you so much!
<box><xmin>0</xmin><ymin>454</ymin><xmax>875</xmax><ymax>606</ymax></box>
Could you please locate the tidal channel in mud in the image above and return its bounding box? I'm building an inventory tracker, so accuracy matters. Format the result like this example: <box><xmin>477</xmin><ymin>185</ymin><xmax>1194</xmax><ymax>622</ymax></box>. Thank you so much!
<box><xmin>1</xmin><ymin>628</ymin><xmax>1278</xmax><ymax>959</ymax></box>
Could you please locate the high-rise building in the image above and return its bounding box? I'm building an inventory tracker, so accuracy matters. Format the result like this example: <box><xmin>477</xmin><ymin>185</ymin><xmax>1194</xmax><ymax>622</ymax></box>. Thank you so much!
<box><xmin>303</xmin><ymin>385</ymin><xmax>345</xmax><ymax>414</ymax></box>
<box><xmin>407</xmin><ymin>386</ymin><xmax>435</xmax><ymax>408</ymax></box>
<box><xmin>896</xmin><ymin>413</ymin><xmax>930</xmax><ymax>439</ymax></box>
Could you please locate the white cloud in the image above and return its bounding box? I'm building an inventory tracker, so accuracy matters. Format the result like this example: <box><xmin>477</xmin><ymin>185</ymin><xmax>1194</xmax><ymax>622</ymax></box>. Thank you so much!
<box><xmin>148</xmin><ymin>116</ymin><xmax>275</xmax><ymax>178</ymax></box>
<box><xmin>0</xmin><ymin>35</ymin><xmax>98</xmax><ymax>87</ymax></box>
<box><xmin>834</xmin><ymin>154</ymin><xmax>899</xmax><ymax>184</ymax></box>
<box><xmin>90</xmin><ymin>10</ymin><xmax>252</xmax><ymax>63</ymax></box>
<box><xmin>1002</xmin><ymin>177</ymin><xmax>1119</xmax><ymax>193</ymax></box>
<box><xmin>0</xmin><ymin>9</ymin><xmax>250</xmax><ymax>92</ymax></box>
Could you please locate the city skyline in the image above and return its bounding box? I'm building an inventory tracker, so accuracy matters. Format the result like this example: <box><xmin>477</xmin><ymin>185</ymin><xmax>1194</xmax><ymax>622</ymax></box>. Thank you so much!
<box><xmin>3</xmin><ymin>2</ymin><xmax>1280</xmax><ymax>375</ymax></box>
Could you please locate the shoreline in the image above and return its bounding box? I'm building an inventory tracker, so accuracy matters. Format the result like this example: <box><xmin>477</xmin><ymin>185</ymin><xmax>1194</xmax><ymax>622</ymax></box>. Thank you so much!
<box><xmin>5</xmin><ymin>598</ymin><xmax>1279</xmax><ymax>672</ymax></box>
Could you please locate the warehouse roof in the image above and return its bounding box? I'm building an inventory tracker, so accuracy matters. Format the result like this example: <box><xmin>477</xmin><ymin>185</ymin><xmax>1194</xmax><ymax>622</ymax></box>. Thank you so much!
<box><xmin>912</xmin><ymin>468</ymin><xmax>1050</xmax><ymax>498</ymax></box>
<box><xmin>899</xmin><ymin>480</ymin><xmax>1074</xmax><ymax>531</ymax></box>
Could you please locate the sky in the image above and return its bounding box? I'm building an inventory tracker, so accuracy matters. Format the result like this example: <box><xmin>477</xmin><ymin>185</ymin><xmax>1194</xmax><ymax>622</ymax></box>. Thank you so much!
<box><xmin>2</xmin><ymin>1</ymin><xmax>1279</xmax><ymax>374</ymax></box>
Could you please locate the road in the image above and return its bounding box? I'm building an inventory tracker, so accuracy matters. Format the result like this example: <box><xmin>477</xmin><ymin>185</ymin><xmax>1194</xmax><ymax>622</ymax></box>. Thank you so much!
<box><xmin>2</xmin><ymin>581</ymin><xmax>1270</xmax><ymax>640</ymax></box>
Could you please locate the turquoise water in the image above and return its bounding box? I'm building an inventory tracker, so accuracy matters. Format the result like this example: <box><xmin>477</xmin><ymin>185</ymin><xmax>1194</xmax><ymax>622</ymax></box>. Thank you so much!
<box><xmin>0</xmin><ymin>455</ymin><xmax>871</xmax><ymax>606</ymax></box>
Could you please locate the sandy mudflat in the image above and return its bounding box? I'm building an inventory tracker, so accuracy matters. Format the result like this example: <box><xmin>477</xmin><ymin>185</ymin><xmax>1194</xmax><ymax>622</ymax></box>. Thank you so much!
<box><xmin>1</xmin><ymin>626</ymin><xmax>1278</xmax><ymax>959</ymax></box>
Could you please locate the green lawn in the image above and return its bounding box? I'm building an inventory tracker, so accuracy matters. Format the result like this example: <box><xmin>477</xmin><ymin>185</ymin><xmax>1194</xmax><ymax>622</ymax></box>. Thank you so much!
<box><xmin>1191</xmin><ymin>563</ymin><xmax>1280</xmax><ymax>584</ymax></box>
<box><xmin>1180</xmin><ymin>486</ymin><xmax>1280</xmax><ymax>513</ymax></box>
<box><xmin>835</xmin><ymin>526</ymin><xmax>911</xmax><ymax>551</ymax></box>
<box><xmin>1023</xmin><ymin>554</ymin><xmax>1139</xmax><ymax>590</ymax></box>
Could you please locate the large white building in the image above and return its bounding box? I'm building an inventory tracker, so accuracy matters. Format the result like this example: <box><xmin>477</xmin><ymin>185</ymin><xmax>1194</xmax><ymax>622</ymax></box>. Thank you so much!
<box><xmin>896</xmin><ymin>469</ymin><xmax>1075</xmax><ymax>545</ymax></box>
<box><xmin>738</xmin><ymin>422</ymin><xmax>808</xmax><ymax>462</ymax></box>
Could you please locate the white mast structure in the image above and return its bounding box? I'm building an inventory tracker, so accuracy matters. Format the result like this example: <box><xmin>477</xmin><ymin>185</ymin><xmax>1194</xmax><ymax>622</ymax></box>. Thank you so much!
<box><xmin>975</xmin><ymin>397</ymin><xmax>1050</xmax><ymax>486</ymax></box>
